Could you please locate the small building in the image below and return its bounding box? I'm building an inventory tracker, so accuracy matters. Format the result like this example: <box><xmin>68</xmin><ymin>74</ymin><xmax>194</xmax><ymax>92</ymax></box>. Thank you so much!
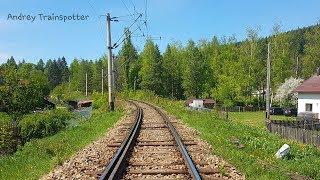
<box><xmin>78</xmin><ymin>100</ymin><xmax>92</xmax><ymax>108</ymax></box>
<box><xmin>294</xmin><ymin>75</ymin><xmax>320</xmax><ymax>119</ymax></box>
<box><xmin>185</xmin><ymin>98</ymin><xmax>215</xmax><ymax>109</ymax></box>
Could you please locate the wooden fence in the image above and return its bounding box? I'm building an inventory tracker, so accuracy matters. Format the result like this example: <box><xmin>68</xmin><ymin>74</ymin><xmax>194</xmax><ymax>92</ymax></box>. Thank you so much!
<box><xmin>266</xmin><ymin>120</ymin><xmax>320</xmax><ymax>146</ymax></box>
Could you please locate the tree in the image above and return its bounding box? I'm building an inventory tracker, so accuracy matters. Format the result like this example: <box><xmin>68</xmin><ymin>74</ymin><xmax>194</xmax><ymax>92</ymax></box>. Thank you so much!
<box><xmin>70</xmin><ymin>58</ymin><xmax>81</xmax><ymax>91</ymax></box>
<box><xmin>36</xmin><ymin>59</ymin><xmax>45</xmax><ymax>71</ymax></box>
<box><xmin>117</xmin><ymin>28</ymin><xmax>139</xmax><ymax>90</ymax></box>
<box><xmin>58</xmin><ymin>57</ymin><xmax>70</xmax><ymax>83</ymax></box>
<box><xmin>5</xmin><ymin>56</ymin><xmax>17</xmax><ymax>69</ymax></box>
<box><xmin>162</xmin><ymin>44</ymin><xmax>184</xmax><ymax>99</ymax></box>
<box><xmin>140</xmin><ymin>40</ymin><xmax>165</xmax><ymax>96</ymax></box>
<box><xmin>0</xmin><ymin>63</ymin><xmax>49</xmax><ymax>114</ymax></box>
<box><xmin>182</xmin><ymin>40</ymin><xmax>210</xmax><ymax>98</ymax></box>
<box><xmin>49</xmin><ymin>59</ymin><xmax>61</xmax><ymax>88</ymax></box>
<box><xmin>274</xmin><ymin>77</ymin><xmax>303</xmax><ymax>107</ymax></box>
<box><xmin>270</xmin><ymin>24</ymin><xmax>293</xmax><ymax>89</ymax></box>
<box><xmin>92</xmin><ymin>59</ymin><xmax>103</xmax><ymax>92</ymax></box>
<box><xmin>302</xmin><ymin>25</ymin><xmax>320</xmax><ymax>78</ymax></box>
<box><xmin>212</xmin><ymin>38</ymin><xmax>242</xmax><ymax>106</ymax></box>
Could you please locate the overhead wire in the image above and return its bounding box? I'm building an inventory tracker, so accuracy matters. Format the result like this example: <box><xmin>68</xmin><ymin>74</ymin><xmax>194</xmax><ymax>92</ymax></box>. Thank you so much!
<box><xmin>120</xmin><ymin>0</ymin><xmax>145</xmax><ymax>38</ymax></box>
<box><xmin>113</xmin><ymin>23</ymin><xmax>142</xmax><ymax>49</ymax></box>
<box><xmin>113</xmin><ymin>13</ymin><xmax>143</xmax><ymax>48</ymax></box>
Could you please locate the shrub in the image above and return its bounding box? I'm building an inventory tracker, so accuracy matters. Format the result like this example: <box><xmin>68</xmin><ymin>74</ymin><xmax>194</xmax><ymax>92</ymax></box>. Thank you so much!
<box><xmin>0</xmin><ymin>112</ymin><xmax>16</xmax><ymax>154</ymax></box>
<box><xmin>92</xmin><ymin>92</ymin><xmax>108</xmax><ymax>110</ymax></box>
<box><xmin>18</xmin><ymin>109</ymin><xmax>73</xmax><ymax>143</ymax></box>
<box><xmin>50</xmin><ymin>84</ymin><xmax>86</xmax><ymax>106</ymax></box>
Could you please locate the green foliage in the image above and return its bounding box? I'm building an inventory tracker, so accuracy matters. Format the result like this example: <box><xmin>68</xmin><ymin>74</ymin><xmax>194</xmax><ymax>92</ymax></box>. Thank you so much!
<box><xmin>92</xmin><ymin>92</ymin><xmax>108</xmax><ymax>110</ymax></box>
<box><xmin>18</xmin><ymin>109</ymin><xmax>73</xmax><ymax>143</ymax></box>
<box><xmin>0</xmin><ymin>109</ymin><xmax>123</xmax><ymax>179</ymax></box>
<box><xmin>162</xmin><ymin>44</ymin><xmax>185</xmax><ymax>99</ymax></box>
<box><xmin>140</xmin><ymin>40</ymin><xmax>165</xmax><ymax>96</ymax></box>
<box><xmin>117</xmin><ymin>28</ymin><xmax>140</xmax><ymax>90</ymax></box>
<box><xmin>45</xmin><ymin>57</ymin><xmax>69</xmax><ymax>88</ymax></box>
<box><xmin>69</xmin><ymin>58</ymin><xmax>105</xmax><ymax>94</ymax></box>
<box><xmin>0</xmin><ymin>62</ymin><xmax>50</xmax><ymax>114</ymax></box>
<box><xmin>302</xmin><ymin>25</ymin><xmax>320</xmax><ymax>78</ymax></box>
<box><xmin>50</xmin><ymin>83</ymin><xmax>86</xmax><ymax>105</ymax></box>
<box><xmin>0</xmin><ymin>113</ymin><xmax>16</xmax><ymax>155</ymax></box>
<box><xmin>182</xmin><ymin>40</ymin><xmax>211</xmax><ymax>98</ymax></box>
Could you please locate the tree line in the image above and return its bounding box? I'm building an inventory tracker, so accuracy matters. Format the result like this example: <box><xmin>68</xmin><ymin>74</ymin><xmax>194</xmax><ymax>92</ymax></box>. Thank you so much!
<box><xmin>117</xmin><ymin>24</ymin><xmax>320</xmax><ymax>107</ymax></box>
<box><xmin>0</xmin><ymin>56</ymin><xmax>108</xmax><ymax>115</ymax></box>
<box><xmin>1</xmin><ymin>23</ymin><xmax>320</xmax><ymax>114</ymax></box>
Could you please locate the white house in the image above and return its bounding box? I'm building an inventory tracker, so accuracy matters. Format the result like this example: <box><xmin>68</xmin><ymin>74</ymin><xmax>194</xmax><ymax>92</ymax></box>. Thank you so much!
<box><xmin>294</xmin><ymin>75</ymin><xmax>320</xmax><ymax>119</ymax></box>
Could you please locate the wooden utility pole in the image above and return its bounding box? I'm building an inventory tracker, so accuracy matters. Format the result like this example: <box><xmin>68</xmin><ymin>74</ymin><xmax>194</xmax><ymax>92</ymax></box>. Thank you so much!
<box><xmin>296</xmin><ymin>56</ymin><xmax>299</xmax><ymax>77</ymax></box>
<box><xmin>112</xmin><ymin>55</ymin><xmax>116</xmax><ymax>93</ymax></box>
<box><xmin>107</xmin><ymin>13</ymin><xmax>114</xmax><ymax>111</ymax></box>
<box><xmin>85</xmin><ymin>73</ymin><xmax>88</xmax><ymax>97</ymax></box>
<box><xmin>266</xmin><ymin>43</ymin><xmax>271</xmax><ymax>120</ymax></box>
<box><xmin>101</xmin><ymin>68</ymin><xmax>104</xmax><ymax>94</ymax></box>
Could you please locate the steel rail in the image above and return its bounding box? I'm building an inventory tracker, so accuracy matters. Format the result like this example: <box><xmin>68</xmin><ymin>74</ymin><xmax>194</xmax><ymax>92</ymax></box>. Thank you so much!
<box><xmin>99</xmin><ymin>100</ymin><xmax>143</xmax><ymax>180</ymax></box>
<box><xmin>140</xmin><ymin>101</ymin><xmax>202</xmax><ymax>180</ymax></box>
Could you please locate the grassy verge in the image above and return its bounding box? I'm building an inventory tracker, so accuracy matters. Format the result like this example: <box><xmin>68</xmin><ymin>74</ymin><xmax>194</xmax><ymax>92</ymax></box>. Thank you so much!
<box><xmin>124</xmin><ymin>91</ymin><xmax>320</xmax><ymax>180</ymax></box>
<box><xmin>229</xmin><ymin>111</ymin><xmax>266</xmax><ymax>129</ymax></box>
<box><xmin>228</xmin><ymin>111</ymin><xmax>296</xmax><ymax>130</ymax></box>
<box><xmin>0</xmin><ymin>109</ymin><xmax>123</xmax><ymax>180</ymax></box>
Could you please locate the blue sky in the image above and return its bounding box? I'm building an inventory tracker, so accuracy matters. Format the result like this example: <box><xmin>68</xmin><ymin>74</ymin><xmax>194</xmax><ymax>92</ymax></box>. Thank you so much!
<box><xmin>0</xmin><ymin>0</ymin><xmax>319</xmax><ymax>64</ymax></box>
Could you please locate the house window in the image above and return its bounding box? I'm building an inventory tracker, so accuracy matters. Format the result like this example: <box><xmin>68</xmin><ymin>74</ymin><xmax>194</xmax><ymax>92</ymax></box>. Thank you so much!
<box><xmin>306</xmin><ymin>103</ymin><xmax>313</xmax><ymax>112</ymax></box>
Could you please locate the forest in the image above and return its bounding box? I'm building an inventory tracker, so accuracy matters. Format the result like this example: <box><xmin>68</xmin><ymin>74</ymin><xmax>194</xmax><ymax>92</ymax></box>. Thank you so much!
<box><xmin>1</xmin><ymin>23</ymin><xmax>320</xmax><ymax>115</ymax></box>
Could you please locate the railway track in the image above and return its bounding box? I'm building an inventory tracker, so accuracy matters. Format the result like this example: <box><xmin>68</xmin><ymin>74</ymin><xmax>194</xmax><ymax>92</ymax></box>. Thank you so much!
<box><xmin>43</xmin><ymin>100</ymin><xmax>243</xmax><ymax>180</ymax></box>
<box><xmin>99</xmin><ymin>101</ymin><xmax>214</xmax><ymax>180</ymax></box>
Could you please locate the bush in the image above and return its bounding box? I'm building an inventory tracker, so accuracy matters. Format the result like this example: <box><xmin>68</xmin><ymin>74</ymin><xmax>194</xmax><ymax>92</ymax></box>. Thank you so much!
<box><xmin>92</xmin><ymin>92</ymin><xmax>108</xmax><ymax>110</ymax></box>
<box><xmin>18</xmin><ymin>109</ymin><xmax>73</xmax><ymax>143</ymax></box>
<box><xmin>0</xmin><ymin>112</ymin><xmax>16</xmax><ymax>155</ymax></box>
<box><xmin>50</xmin><ymin>84</ymin><xmax>86</xmax><ymax>105</ymax></box>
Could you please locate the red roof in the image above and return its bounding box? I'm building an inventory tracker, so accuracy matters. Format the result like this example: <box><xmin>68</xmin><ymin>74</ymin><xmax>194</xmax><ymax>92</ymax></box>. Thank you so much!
<box><xmin>294</xmin><ymin>75</ymin><xmax>320</xmax><ymax>93</ymax></box>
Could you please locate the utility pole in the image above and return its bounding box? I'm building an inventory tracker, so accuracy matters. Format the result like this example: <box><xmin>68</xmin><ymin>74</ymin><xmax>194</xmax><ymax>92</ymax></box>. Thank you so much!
<box><xmin>266</xmin><ymin>43</ymin><xmax>271</xmax><ymax>120</ymax></box>
<box><xmin>107</xmin><ymin>13</ymin><xmax>114</xmax><ymax>111</ymax></box>
<box><xmin>86</xmin><ymin>73</ymin><xmax>88</xmax><ymax>97</ymax></box>
<box><xmin>101</xmin><ymin>68</ymin><xmax>104</xmax><ymax>94</ymax></box>
<box><xmin>296</xmin><ymin>56</ymin><xmax>299</xmax><ymax>77</ymax></box>
<box><xmin>112</xmin><ymin>55</ymin><xmax>116</xmax><ymax>92</ymax></box>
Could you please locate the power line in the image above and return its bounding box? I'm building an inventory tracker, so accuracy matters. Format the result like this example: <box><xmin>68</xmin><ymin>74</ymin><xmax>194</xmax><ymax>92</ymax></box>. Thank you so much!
<box><xmin>120</xmin><ymin>0</ymin><xmax>134</xmax><ymax>18</ymax></box>
<box><xmin>114</xmin><ymin>25</ymin><xmax>142</xmax><ymax>49</ymax></box>
<box><xmin>128</xmin><ymin>0</ymin><xmax>137</xmax><ymax>13</ymax></box>
<box><xmin>113</xmin><ymin>13</ymin><xmax>142</xmax><ymax>48</ymax></box>
<box><xmin>114</xmin><ymin>13</ymin><xmax>142</xmax><ymax>19</ymax></box>
<box><xmin>87</xmin><ymin>0</ymin><xmax>98</xmax><ymax>17</ymax></box>
<box><xmin>144</xmin><ymin>0</ymin><xmax>148</xmax><ymax>37</ymax></box>
<box><xmin>120</xmin><ymin>0</ymin><xmax>145</xmax><ymax>38</ymax></box>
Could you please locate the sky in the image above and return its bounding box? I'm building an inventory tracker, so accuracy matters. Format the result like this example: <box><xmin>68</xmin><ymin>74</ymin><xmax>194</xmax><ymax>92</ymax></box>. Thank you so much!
<box><xmin>0</xmin><ymin>0</ymin><xmax>319</xmax><ymax>64</ymax></box>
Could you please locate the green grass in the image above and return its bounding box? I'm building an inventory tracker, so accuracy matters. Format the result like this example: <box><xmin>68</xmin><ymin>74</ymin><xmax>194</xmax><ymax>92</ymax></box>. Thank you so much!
<box><xmin>229</xmin><ymin>111</ymin><xmax>266</xmax><ymax>129</ymax></box>
<box><xmin>0</xmin><ymin>109</ymin><xmax>123</xmax><ymax>180</ymax></box>
<box><xmin>229</xmin><ymin>112</ymin><xmax>296</xmax><ymax>130</ymax></box>
<box><xmin>125</xmin><ymin>91</ymin><xmax>320</xmax><ymax>180</ymax></box>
